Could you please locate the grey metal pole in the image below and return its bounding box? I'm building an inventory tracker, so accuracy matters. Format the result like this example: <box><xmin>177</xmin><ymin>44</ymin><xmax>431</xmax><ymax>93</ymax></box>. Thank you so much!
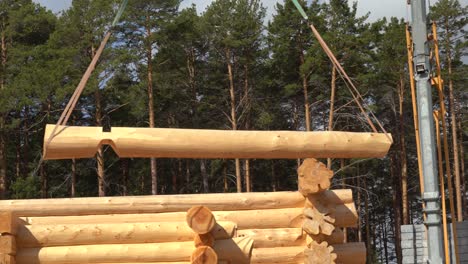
<box><xmin>410</xmin><ymin>0</ymin><xmax>444</xmax><ymax>263</ymax></box>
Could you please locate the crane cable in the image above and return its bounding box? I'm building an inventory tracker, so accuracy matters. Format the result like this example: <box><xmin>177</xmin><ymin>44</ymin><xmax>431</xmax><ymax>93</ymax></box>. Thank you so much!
<box><xmin>33</xmin><ymin>0</ymin><xmax>129</xmax><ymax>176</ymax></box>
<box><xmin>291</xmin><ymin>0</ymin><xmax>392</xmax><ymax>143</ymax></box>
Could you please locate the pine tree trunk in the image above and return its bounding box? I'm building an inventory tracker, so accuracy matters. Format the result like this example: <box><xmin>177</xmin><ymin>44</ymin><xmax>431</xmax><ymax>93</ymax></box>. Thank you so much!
<box><xmin>299</xmin><ymin>52</ymin><xmax>311</xmax><ymax>132</ymax></box>
<box><xmin>223</xmin><ymin>162</ymin><xmax>227</xmax><ymax>193</ymax></box>
<box><xmin>243</xmin><ymin>65</ymin><xmax>251</xmax><ymax>192</ymax></box>
<box><xmin>382</xmin><ymin>220</ymin><xmax>389</xmax><ymax>264</ymax></box>
<box><xmin>391</xmin><ymin>154</ymin><xmax>403</xmax><ymax>264</ymax></box>
<box><xmin>92</xmin><ymin>45</ymin><xmax>105</xmax><ymax>197</ymax></box>
<box><xmin>399</xmin><ymin>76</ymin><xmax>409</xmax><ymax>225</ymax></box>
<box><xmin>327</xmin><ymin>66</ymin><xmax>336</xmax><ymax>169</ymax></box>
<box><xmin>71</xmin><ymin>159</ymin><xmax>76</xmax><ymax>197</ymax></box>
<box><xmin>341</xmin><ymin>159</ymin><xmax>347</xmax><ymax>242</ymax></box>
<box><xmin>122</xmin><ymin>158</ymin><xmax>128</xmax><ymax>196</ymax></box>
<box><xmin>445</xmin><ymin>20</ymin><xmax>462</xmax><ymax>220</ymax></box>
<box><xmin>226</xmin><ymin>48</ymin><xmax>241</xmax><ymax>192</ymax></box>
<box><xmin>15</xmin><ymin>133</ymin><xmax>20</xmax><ymax>178</ymax></box>
<box><xmin>458</xmin><ymin>117</ymin><xmax>466</xmax><ymax>218</ymax></box>
<box><xmin>40</xmin><ymin>163</ymin><xmax>47</xmax><ymax>198</ymax></box>
<box><xmin>146</xmin><ymin>16</ymin><xmax>157</xmax><ymax>195</ymax></box>
<box><xmin>271</xmin><ymin>161</ymin><xmax>277</xmax><ymax>192</ymax></box>
<box><xmin>364</xmin><ymin>176</ymin><xmax>371</xmax><ymax>263</ymax></box>
<box><xmin>0</xmin><ymin>24</ymin><xmax>7</xmax><ymax>199</ymax></box>
<box><xmin>200</xmin><ymin>159</ymin><xmax>209</xmax><ymax>193</ymax></box>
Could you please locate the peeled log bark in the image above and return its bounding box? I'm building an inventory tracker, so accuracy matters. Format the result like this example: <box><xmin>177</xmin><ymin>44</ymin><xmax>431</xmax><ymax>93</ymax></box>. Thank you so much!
<box><xmin>16</xmin><ymin>242</ymin><xmax>195</xmax><ymax>264</ymax></box>
<box><xmin>237</xmin><ymin>228</ymin><xmax>305</xmax><ymax>248</ymax></box>
<box><xmin>22</xmin><ymin>204</ymin><xmax>357</xmax><ymax>229</ymax></box>
<box><xmin>17</xmin><ymin>221</ymin><xmax>236</xmax><ymax>248</ymax></box>
<box><xmin>251</xmin><ymin>243</ymin><xmax>365</xmax><ymax>264</ymax></box>
<box><xmin>43</xmin><ymin>125</ymin><xmax>392</xmax><ymax>160</ymax></box>
<box><xmin>2</xmin><ymin>191</ymin><xmax>305</xmax><ymax>217</ymax></box>
<box><xmin>16</xmin><ymin>239</ymin><xmax>251</xmax><ymax>264</ymax></box>
<box><xmin>22</xmin><ymin>208</ymin><xmax>304</xmax><ymax>229</ymax></box>
<box><xmin>308</xmin><ymin>228</ymin><xmax>345</xmax><ymax>245</ymax></box>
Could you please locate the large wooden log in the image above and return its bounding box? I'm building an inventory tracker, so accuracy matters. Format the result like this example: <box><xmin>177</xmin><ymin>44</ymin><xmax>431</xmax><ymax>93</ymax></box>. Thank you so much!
<box><xmin>237</xmin><ymin>228</ymin><xmax>305</xmax><ymax>248</ymax></box>
<box><xmin>251</xmin><ymin>243</ymin><xmax>366</xmax><ymax>264</ymax></box>
<box><xmin>186</xmin><ymin>206</ymin><xmax>216</xmax><ymax>234</ymax></box>
<box><xmin>22</xmin><ymin>205</ymin><xmax>357</xmax><ymax>228</ymax></box>
<box><xmin>17</xmin><ymin>221</ymin><xmax>236</xmax><ymax>248</ymax></box>
<box><xmin>1</xmin><ymin>192</ymin><xmax>305</xmax><ymax>217</ymax></box>
<box><xmin>16</xmin><ymin>238</ymin><xmax>253</xmax><ymax>264</ymax></box>
<box><xmin>43</xmin><ymin>125</ymin><xmax>392</xmax><ymax>160</ymax></box>
<box><xmin>190</xmin><ymin>246</ymin><xmax>217</xmax><ymax>264</ymax></box>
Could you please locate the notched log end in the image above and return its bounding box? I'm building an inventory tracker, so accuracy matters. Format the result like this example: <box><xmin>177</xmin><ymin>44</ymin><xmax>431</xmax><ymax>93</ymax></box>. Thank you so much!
<box><xmin>298</xmin><ymin>158</ymin><xmax>334</xmax><ymax>196</ymax></box>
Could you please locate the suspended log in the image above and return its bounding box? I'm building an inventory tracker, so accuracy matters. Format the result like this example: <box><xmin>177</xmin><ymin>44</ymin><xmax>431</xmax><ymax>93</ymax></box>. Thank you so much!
<box><xmin>237</xmin><ymin>228</ymin><xmax>305</xmax><ymax>248</ymax></box>
<box><xmin>22</xmin><ymin>205</ymin><xmax>357</xmax><ymax>228</ymax></box>
<box><xmin>298</xmin><ymin>158</ymin><xmax>333</xmax><ymax>195</ymax></box>
<box><xmin>42</xmin><ymin>125</ymin><xmax>392</xmax><ymax>160</ymax></box>
<box><xmin>17</xmin><ymin>221</ymin><xmax>236</xmax><ymax>248</ymax></box>
<box><xmin>2</xmin><ymin>191</ymin><xmax>305</xmax><ymax>217</ymax></box>
<box><xmin>190</xmin><ymin>246</ymin><xmax>217</xmax><ymax>264</ymax></box>
<box><xmin>16</xmin><ymin>238</ymin><xmax>253</xmax><ymax>264</ymax></box>
<box><xmin>186</xmin><ymin>206</ymin><xmax>216</xmax><ymax>234</ymax></box>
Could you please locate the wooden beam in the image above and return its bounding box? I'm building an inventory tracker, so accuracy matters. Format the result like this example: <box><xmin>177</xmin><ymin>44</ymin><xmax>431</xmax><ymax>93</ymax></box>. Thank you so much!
<box><xmin>0</xmin><ymin>213</ymin><xmax>17</xmax><ymax>235</ymax></box>
<box><xmin>16</xmin><ymin>238</ymin><xmax>253</xmax><ymax>264</ymax></box>
<box><xmin>2</xmin><ymin>191</ymin><xmax>306</xmax><ymax>217</ymax></box>
<box><xmin>43</xmin><ymin>125</ymin><xmax>392</xmax><ymax>160</ymax></box>
<box><xmin>17</xmin><ymin>221</ymin><xmax>236</xmax><ymax>248</ymax></box>
<box><xmin>22</xmin><ymin>205</ymin><xmax>357</xmax><ymax>229</ymax></box>
<box><xmin>298</xmin><ymin>158</ymin><xmax>333</xmax><ymax>195</ymax></box>
<box><xmin>0</xmin><ymin>235</ymin><xmax>16</xmax><ymax>255</ymax></box>
<box><xmin>237</xmin><ymin>228</ymin><xmax>305</xmax><ymax>248</ymax></box>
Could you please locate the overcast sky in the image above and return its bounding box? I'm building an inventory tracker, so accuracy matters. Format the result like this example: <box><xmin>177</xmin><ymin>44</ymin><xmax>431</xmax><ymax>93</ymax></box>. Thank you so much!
<box><xmin>30</xmin><ymin>0</ymin><xmax>468</xmax><ymax>22</ymax></box>
<box><xmin>32</xmin><ymin>0</ymin><xmax>419</xmax><ymax>22</ymax></box>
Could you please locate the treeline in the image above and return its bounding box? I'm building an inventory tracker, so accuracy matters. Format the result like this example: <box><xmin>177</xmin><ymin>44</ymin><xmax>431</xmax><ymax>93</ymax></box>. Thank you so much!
<box><xmin>0</xmin><ymin>0</ymin><xmax>466</xmax><ymax>263</ymax></box>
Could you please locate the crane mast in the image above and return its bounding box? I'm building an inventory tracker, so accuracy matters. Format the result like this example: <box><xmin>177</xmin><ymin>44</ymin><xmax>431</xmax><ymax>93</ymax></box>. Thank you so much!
<box><xmin>410</xmin><ymin>0</ymin><xmax>444</xmax><ymax>262</ymax></box>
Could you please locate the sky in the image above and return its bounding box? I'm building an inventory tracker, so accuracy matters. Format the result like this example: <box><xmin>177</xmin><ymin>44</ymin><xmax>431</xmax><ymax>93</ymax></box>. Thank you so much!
<box><xmin>33</xmin><ymin>0</ymin><xmax>416</xmax><ymax>22</ymax></box>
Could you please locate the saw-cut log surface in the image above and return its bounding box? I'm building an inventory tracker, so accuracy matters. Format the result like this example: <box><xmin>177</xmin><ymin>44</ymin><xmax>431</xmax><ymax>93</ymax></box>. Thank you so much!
<box><xmin>186</xmin><ymin>206</ymin><xmax>216</xmax><ymax>234</ymax></box>
<box><xmin>2</xmin><ymin>191</ymin><xmax>305</xmax><ymax>217</ymax></box>
<box><xmin>43</xmin><ymin>125</ymin><xmax>392</xmax><ymax>160</ymax></box>
<box><xmin>298</xmin><ymin>158</ymin><xmax>334</xmax><ymax>195</ymax></box>
<box><xmin>302</xmin><ymin>207</ymin><xmax>335</xmax><ymax>236</ymax></box>
<box><xmin>17</xmin><ymin>221</ymin><xmax>235</xmax><ymax>248</ymax></box>
<box><xmin>304</xmin><ymin>241</ymin><xmax>337</xmax><ymax>264</ymax></box>
<box><xmin>194</xmin><ymin>233</ymin><xmax>215</xmax><ymax>248</ymax></box>
<box><xmin>237</xmin><ymin>228</ymin><xmax>305</xmax><ymax>248</ymax></box>
<box><xmin>190</xmin><ymin>246</ymin><xmax>217</xmax><ymax>264</ymax></box>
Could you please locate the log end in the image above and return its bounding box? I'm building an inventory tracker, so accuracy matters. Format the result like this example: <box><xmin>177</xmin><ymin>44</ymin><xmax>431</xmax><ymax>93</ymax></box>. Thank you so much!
<box><xmin>195</xmin><ymin>233</ymin><xmax>215</xmax><ymax>248</ymax></box>
<box><xmin>298</xmin><ymin>158</ymin><xmax>333</xmax><ymax>196</ymax></box>
<box><xmin>191</xmin><ymin>246</ymin><xmax>218</xmax><ymax>264</ymax></box>
<box><xmin>187</xmin><ymin>206</ymin><xmax>216</xmax><ymax>234</ymax></box>
<box><xmin>304</xmin><ymin>241</ymin><xmax>337</xmax><ymax>264</ymax></box>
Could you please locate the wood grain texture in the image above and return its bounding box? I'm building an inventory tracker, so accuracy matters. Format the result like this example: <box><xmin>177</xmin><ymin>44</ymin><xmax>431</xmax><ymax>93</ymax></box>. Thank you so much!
<box><xmin>43</xmin><ymin>125</ymin><xmax>392</xmax><ymax>160</ymax></box>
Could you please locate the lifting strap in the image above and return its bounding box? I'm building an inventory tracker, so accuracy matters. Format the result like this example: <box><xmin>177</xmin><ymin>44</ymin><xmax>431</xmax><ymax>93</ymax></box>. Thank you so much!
<box><xmin>43</xmin><ymin>0</ymin><xmax>129</xmax><ymax>156</ymax></box>
<box><xmin>291</xmin><ymin>0</ymin><xmax>392</xmax><ymax>143</ymax></box>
